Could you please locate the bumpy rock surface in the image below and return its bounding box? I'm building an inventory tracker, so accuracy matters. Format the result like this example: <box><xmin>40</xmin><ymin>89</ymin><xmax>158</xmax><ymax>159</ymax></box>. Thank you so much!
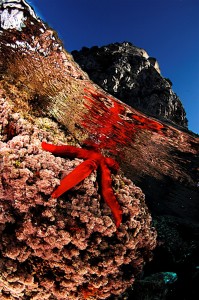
<box><xmin>72</xmin><ymin>42</ymin><xmax>188</xmax><ymax>128</ymax></box>
<box><xmin>0</xmin><ymin>92</ymin><xmax>157</xmax><ymax>299</ymax></box>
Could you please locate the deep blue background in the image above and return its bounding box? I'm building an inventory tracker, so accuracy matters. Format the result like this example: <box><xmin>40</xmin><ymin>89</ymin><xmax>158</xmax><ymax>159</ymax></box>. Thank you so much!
<box><xmin>29</xmin><ymin>0</ymin><xmax>199</xmax><ymax>134</ymax></box>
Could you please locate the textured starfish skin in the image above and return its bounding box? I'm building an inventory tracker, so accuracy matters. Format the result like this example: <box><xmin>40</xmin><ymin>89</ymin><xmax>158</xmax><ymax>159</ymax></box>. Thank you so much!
<box><xmin>41</xmin><ymin>142</ymin><xmax>122</xmax><ymax>228</ymax></box>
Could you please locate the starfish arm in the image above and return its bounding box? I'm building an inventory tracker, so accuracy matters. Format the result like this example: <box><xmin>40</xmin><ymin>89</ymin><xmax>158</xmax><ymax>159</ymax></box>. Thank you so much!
<box><xmin>42</xmin><ymin>142</ymin><xmax>122</xmax><ymax>226</ymax></box>
<box><xmin>100</xmin><ymin>160</ymin><xmax>122</xmax><ymax>228</ymax></box>
<box><xmin>41</xmin><ymin>142</ymin><xmax>91</xmax><ymax>160</ymax></box>
<box><xmin>104</xmin><ymin>157</ymin><xmax>119</xmax><ymax>173</ymax></box>
<box><xmin>52</xmin><ymin>159</ymin><xmax>98</xmax><ymax>198</ymax></box>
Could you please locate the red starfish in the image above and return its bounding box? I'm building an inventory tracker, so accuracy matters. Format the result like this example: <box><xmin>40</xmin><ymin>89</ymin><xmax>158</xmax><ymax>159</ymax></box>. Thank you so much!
<box><xmin>41</xmin><ymin>142</ymin><xmax>122</xmax><ymax>228</ymax></box>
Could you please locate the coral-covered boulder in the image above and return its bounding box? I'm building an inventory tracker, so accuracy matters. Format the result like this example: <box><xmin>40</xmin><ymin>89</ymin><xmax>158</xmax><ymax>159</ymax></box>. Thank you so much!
<box><xmin>0</xmin><ymin>94</ymin><xmax>156</xmax><ymax>299</ymax></box>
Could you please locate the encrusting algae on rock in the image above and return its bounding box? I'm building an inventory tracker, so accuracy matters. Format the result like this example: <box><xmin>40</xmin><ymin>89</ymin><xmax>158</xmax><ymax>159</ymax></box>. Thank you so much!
<box><xmin>0</xmin><ymin>1</ymin><xmax>162</xmax><ymax>299</ymax></box>
<box><xmin>0</xmin><ymin>93</ymin><xmax>157</xmax><ymax>299</ymax></box>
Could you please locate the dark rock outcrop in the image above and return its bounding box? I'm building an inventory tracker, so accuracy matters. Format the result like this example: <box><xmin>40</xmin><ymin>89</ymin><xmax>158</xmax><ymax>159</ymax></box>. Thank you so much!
<box><xmin>72</xmin><ymin>42</ymin><xmax>188</xmax><ymax>128</ymax></box>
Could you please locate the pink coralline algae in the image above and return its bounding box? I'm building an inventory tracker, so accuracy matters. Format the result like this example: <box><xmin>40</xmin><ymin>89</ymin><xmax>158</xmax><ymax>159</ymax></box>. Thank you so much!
<box><xmin>0</xmin><ymin>95</ymin><xmax>157</xmax><ymax>299</ymax></box>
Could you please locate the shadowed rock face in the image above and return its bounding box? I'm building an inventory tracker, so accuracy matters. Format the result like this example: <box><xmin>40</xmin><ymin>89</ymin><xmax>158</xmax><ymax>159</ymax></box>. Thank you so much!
<box><xmin>0</xmin><ymin>1</ymin><xmax>199</xmax><ymax>299</ymax></box>
<box><xmin>72</xmin><ymin>42</ymin><xmax>188</xmax><ymax>128</ymax></box>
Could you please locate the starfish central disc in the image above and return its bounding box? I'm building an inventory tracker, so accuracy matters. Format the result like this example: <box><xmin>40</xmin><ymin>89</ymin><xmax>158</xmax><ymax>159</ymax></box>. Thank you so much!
<box><xmin>42</xmin><ymin>142</ymin><xmax>122</xmax><ymax>228</ymax></box>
